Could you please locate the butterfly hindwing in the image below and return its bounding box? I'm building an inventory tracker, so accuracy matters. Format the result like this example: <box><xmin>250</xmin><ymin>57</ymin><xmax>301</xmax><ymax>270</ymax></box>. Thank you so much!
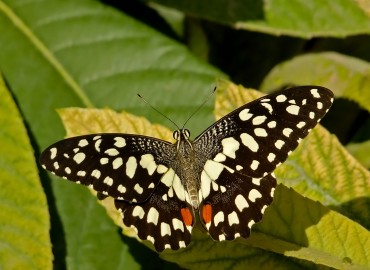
<box><xmin>40</xmin><ymin>134</ymin><xmax>175</xmax><ymax>202</ymax></box>
<box><xmin>200</xmin><ymin>168</ymin><xmax>276</xmax><ymax>241</ymax></box>
<box><xmin>115</xmin><ymin>179</ymin><xmax>194</xmax><ymax>252</ymax></box>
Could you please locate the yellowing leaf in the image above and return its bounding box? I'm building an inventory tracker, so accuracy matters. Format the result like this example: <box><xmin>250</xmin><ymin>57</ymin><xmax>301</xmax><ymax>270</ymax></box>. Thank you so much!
<box><xmin>0</xmin><ymin>75</ymin><xmax>52</xmax><ymax>269</ymax></box>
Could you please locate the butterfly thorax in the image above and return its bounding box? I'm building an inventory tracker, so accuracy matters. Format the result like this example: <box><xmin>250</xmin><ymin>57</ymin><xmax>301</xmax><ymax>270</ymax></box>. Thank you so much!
<box><xmin>171</xmin><ymin>129</ymin><xmax>201</xmax><ymax>209</ymax></box>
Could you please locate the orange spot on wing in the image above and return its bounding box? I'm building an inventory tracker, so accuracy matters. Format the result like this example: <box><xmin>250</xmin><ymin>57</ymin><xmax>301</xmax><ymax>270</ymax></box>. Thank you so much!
<box><xmin>181</xmin><ymin>208</ymin><xmax>193</xmax><ymax>226</ymax></box>
<box><xmin>202</xmin><ymin>204</ymin><xmax>212</xmax><ymax>224</ymax></box>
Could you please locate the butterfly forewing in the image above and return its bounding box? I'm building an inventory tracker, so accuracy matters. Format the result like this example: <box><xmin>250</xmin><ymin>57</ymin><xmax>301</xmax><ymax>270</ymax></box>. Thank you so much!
<box><xmin>194</xmin><ymin>86</ymin><xmax>333</xmax><ymax>178</ymax></box>
<box><xmin>40</xmin><ymin>134</ymin><xmax>175</xmax><ymax>202</ymax></box>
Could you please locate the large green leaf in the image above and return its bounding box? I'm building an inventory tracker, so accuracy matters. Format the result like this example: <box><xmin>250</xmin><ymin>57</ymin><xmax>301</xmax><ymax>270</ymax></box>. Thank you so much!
<box><xmin>0</xmin><ymin>74</ymin><xmax>52</xmax><ymax>269</ymax></box>
<box><xmin>0</xmin><ymin>0</ymin><xmax>222</xmax><ymax>269</ymax></box>
<box><xmin>148</xmin><ymin>0</ymin><xmax>370</xmax><ymax>38</ymax></box>
<box><xmin>260</xmin><ymin>52</ymin><xmax>370</xmax><ymax>112</ymax></box>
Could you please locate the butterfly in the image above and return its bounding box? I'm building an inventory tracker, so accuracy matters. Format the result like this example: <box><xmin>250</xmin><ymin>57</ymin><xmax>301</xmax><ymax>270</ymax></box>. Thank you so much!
<box><xmin>40</xmin><ymin>86</ymin><xmax>333</xmax><ymax>252</ymax></box>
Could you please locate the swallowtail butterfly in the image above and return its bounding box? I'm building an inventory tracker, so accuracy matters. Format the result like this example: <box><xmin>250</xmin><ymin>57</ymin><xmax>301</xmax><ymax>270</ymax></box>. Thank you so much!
<box><xmin>40</xmin><ymin>86</ymin><xmax>333</xmax><ymax>252</ymax></box>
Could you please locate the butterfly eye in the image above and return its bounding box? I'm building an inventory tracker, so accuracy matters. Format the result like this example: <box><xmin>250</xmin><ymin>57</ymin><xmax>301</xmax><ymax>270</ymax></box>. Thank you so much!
<box><xmin>173</xmin><ymin>130</ymin><xmax>180</xmax><ymax>140</ymax></box>
<box><xmin>183</xmin><ymin>129</ymin><xmax>190</xmax><ymax>139</ymax></box>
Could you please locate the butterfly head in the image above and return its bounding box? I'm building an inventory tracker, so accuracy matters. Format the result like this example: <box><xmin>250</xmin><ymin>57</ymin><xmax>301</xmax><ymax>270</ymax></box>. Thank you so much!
<box><xmin>173</xmin><ymin>129</ymin><xmax>191</xmax><ymax>142</ymax></box>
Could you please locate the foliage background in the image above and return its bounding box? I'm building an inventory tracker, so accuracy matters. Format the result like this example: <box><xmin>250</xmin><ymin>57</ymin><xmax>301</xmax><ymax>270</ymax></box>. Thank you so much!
<box><xmin>0</xmin><ymin>0</ymin><xmax>369</xmax><ymax>269</ymax></box>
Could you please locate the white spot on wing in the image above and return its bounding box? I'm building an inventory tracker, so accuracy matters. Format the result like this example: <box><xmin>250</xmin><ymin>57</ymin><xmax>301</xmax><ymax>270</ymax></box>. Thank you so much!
<box><xmin>267</xmin><ymin>121</ymin><xmax>276</xmax><ymax>128</ymax></box>
<box><xmin>140</xmin><ymin>154</ymin><xmax>157</xmax><ymax>175</ymax></box>
<box><xmin>311</xmin><ymin>88</ymin><xmax>320</xmax><ymax>98</ymax></box>
<box><xmin>132</xmin><ymin>206</ymin><xmax>144</xmax><ymax>219</ymax></box>
<box><xmin>213</xmin><ymin>153</ymin><xmax>226</xmax><ymax>162</ymax></box>
<box><xmin>103</xmin><ymin>176</ymin><xmax>113</xmax><ymax>186</ymax></box>
<box><xmin>172</xmin><ymin>174</ymin><xmax>186</xmax><ymax>201</ymax></box>
<box><xmin>77</xmin><ymin>170</ymin><xmax>86</xmax><ymax>176</ymax></box>
<box><xmin>161</xmin><ymin>222</ymin><xmax>171</xmax><ymax>236</ymax></box>
<box><xmin>214</xmin><ymin>211</ymin><xmax>224</xmax><ymax>226</ymax></box>
<box><xmin>283</xmin><ymin>128</ymin><xmax>293</xmax><ymax>137</ymax></box>
<box><xmin>117</xmin><ymin>184</ymin><xmax>126</xmax><ymax>193</ymax></box>
<box><xmin>248</xmin><ymin>189</ymin><xmax>262</xmax><ymax>202</ymax></box>
<box><xmin>297</xmin><ymin>121</ymin><xmax>306</xmax><ymax>128</ymax></box>
<box><xmin>228</xmin><ymin>211</ymin><xmax>239</xmax><ymax>226</ymax></box>
<box><xmin>275</xmin><ymin>140</ymin><xmax>285</xmax><ymax>149</ymax></box>
<box><xmin>286</xmin><ymin>104</ymin><xmax>300</xmax><ymax>115</ymax></box>
<box><xmin>270</xmin><ymin>187</ymin><xmax>275</xmax><ymax>197</ymax></box>
<box><xmin>147</xmin><ymin>207</ymin><xmax>159</xmax><ymax>225</ymax></box>
<box><xmin>53</xmin><ymin>162</ymin><xmax>59</xmax><ymax>170</ymax></box>
<box><xmin>113</xmin><ymin>157</ymin><xmax>123</xmax><ymax>169</ymax></box>
<box><xmin>276</xmin><ymin>94</ymin><xmax>287</xmax><ymax>102</ymax></box>
<box><xmin>50</xmin><ymin>148</ymin><xmax>57</xmax><ymax>159</ymax></box>
<box><xmin>267</xmin><ymin>153</ymin><xmax>276</xmax><ymax>162</ymax></box>
<box><xmin>204</xmin><ymin>160</ymin><xmax>224</xmax><ymax>181</ymax></box>
<box><xmin>105</xmin><ymin>148</ymin><xmax>119</xmax><ymax>156</ymax></box>
<box><xmin>248</xmin><ymin>220</ymin><xmax>255</xmax><ymax>228</ymax></box>
<box><xmin>252</xmin><ymin>115</ymin><xmax>267</xmax><ymax>125</ymax></box>
<box><xmin>261</xmin><ymin>103</ymin><xmax>273</xmax><ymax>114</ymax></box>
<box><xmin>251</xmin><ymin>160</ymin><xmax>259</xmax><ymax>170</ymax></box>
<box><xmin>157</xmin><ymin>164</ymin><xmax>168</xmax><ymax>174</ymax></box>
<box><xmin>201</xmin><ymin>171</ymin><xmax>212</xmax><ymax>199</ymax></box>
<box><xmin>126</xmin><ymin>156</ymin><xmax>137</xmax><ymax>178</ymax></box>
<box><xmin>240</xmin><ymin>133</ymin><xmax>259</xmax><ymax>152</ymax></box>
<box><xmin>100</xmin><ymin>157</ymin><xmax>109</xmax><ymax>165</ymax></box>
<box><xmin>114</xmin><ymin>137</ymin><xmax>126</xmax><ymax>148</ymax></box>
<box><xmin>239</xmin><ymin>109</ymin><xmax>253</xmax><ymax>121</ymax></box>
<box><xmin>221</xmin><ymin>137</ymin><xmax>240</xmax><ymax>158</ymax></box>
<box><xmin>161</xmin><ymin>168</ymin><xmax>175</xmax><ymax>187</ymax></box>
<box><xmin>73</xmin><ymin>152</ymin><xmax>86</xmax><ymax>164</ymax></box>
<box><xmin>252</xmin><ymin>178</ymin><xmax>261</xmax><ymax>185</ymax></box>
<box><xmin>254</xmin><ymin>128</ymin><xmax>267</xmax><ymax>137</ymax></box>
<box><xmin>235</xmin><ymin>194</ymin><xmax>249</xmax><ymax>212</ymax></box>
<box><xmin>78</xmin><ymin>139</ymin><xmax>89</xmax><ymax>147</ymax></box>
<box><xmin>91</xmin><ymin>169</ymin><xmax>101</xmax><ymax>179</ymax></box>
<box><xmin>317</xmin><ymin>101</ymin><xmax>323</xmax><ymax>109</ymax></box>
<box><xmin>95</xmin><ymin>139</ymin><xmax>102</xmax><ymax>152</ymax></box>
<box><xmin>172</xmin><ymin>218</ymin><xmax>184</xmax><ymax>232</ymax></box>
<box><xmin>134</xmin><ymin>183</ymin><xmax>143</xmax><ymax>194</ymax></box>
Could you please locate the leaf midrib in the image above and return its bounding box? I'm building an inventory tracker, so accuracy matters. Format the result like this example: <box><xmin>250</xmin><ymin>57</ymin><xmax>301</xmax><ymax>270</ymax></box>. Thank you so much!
<box><xmin>0</xmin><ymin>1</ymin><xmax>93</xmax><ymax>108</ymax></box>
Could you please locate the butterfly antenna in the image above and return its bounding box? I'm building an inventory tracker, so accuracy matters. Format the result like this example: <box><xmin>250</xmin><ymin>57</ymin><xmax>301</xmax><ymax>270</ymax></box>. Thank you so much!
<box><xmin>181</xmin><ymin>86</ymin><xmax>217</xmax><ymax>129</ymax></box>
<box><xmin>137</xmin><ymin>94</ymin><xmax>180</xmax><ymax>130</ymax></box>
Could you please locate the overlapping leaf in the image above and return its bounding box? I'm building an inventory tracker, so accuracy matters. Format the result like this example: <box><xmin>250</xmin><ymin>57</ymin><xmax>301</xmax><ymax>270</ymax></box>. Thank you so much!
<box><xmin>0</xmin><ymin>75</ymin><xmax>52</xmax><ymax>269</ymax></box>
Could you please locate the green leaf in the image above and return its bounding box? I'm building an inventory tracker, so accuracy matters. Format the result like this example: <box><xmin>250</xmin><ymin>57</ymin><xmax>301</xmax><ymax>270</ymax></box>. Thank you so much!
<box><xmin>0</xmin><ymin>0</ymin><xmax>222</xmax><ymax>269</ymax></box>
<box><xmin>0</xmin><ymin>74</ymin><xmax>52</xmax><ymax>269</ymax></box>
<box><xmin>346</xmin><ymin>140</ymin><xmax>370</xmax><ymax>169</ymax></box>
<box><xmin>260</xmin><ymin>52</ymin><xmax>370</xmax><ymax>112</ymax></box>
<box><xmin>149</xmin><ymin>0</ymin><xmax>370</xmax><ymax>38</ymax></box>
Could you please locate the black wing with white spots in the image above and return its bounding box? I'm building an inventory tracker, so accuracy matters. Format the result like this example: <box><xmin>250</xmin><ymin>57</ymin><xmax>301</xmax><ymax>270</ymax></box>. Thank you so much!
<box><xmin>194</xmin><ymin>86</ymin><xmax>333</xmax><ymax>178</ymax></box>
<box><xmin>194</xmin><ymin>86</ymin><xmax>333</xmax><ymax>241</ymax></box>
<box><xmin>40</xmin><ymin>134</ymin><xmax>175</xmax><ymax>202</ymax></box>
